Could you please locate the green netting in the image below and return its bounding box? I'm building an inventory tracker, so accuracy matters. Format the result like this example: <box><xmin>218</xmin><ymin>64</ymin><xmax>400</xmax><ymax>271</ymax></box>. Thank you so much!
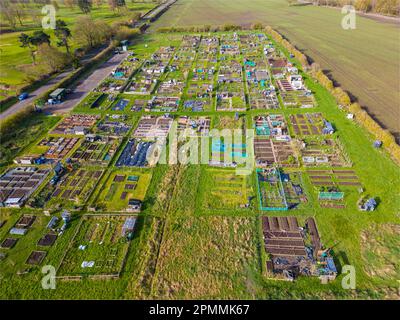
<box><xmin>255</xmin><ymin>119</ymin><xmax>271</xmax><ymax>136</ymax></box>
<box><xmin>256</xmin><ymin>126</ymin><xmax>270</xmax><ymax>136</ymax></box>
<box><xmin>318</xmin><ymin>192</ymin><xmax>344</xmax><ymax>200</ymax></box>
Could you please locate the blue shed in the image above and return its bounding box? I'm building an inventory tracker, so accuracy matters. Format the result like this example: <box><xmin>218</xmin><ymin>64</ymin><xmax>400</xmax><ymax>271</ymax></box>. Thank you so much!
<box><xmin>322</xmin><ymin>120</ymin><xmax>334</xmax><ymax>134</ymax></box>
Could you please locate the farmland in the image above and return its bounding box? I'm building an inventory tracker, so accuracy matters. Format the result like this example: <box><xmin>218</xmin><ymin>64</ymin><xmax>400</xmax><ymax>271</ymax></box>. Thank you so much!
<box><xmin>0</xmin><ymin>28</ymin><xmax>399</xmax><ymax>301</ymax></box>
<box><xmin>150</xmin><ymin>0</ymin><xmax>400</xmax><ymax>139</ymax></box>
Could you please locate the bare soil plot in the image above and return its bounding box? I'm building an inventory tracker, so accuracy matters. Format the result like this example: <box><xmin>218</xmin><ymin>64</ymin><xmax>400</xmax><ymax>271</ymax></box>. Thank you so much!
<box><xmin>26</xmin><ymin>250</ymin><xmax>47</xmax><ymax>265</ymax></box>
<box><xmin>35</xmin><ymin>168</ymin><xmax>104</xmax><ymax>209</ymax></box>
<box><xmin>289</xmin><ymin>113</ymin><xmax>324</xmax><ymax>136</ymax></box>
<box><xmin>51</xmin><ymin>114</ymin><xmax>100</xmax><ymax>135</ymax></box>
<box><xmin>261</xmin><ymin>216</ymin><xmax>319</xmax><ymax>278</ymax></box>
<box><xmin>307</xmin><ymin>169</ymin><xmax>361</xmax><ymax>187</ymax></box>
<box><xmin>299</xmin><ymin>138</ymin><xmax>351</xmax><ymax>167</ymax></box>
<box><xmin>254</xmin><ymin>138</ymin><xmax>298</xmax><ymax>167</ymax></box>
<box><xmin>15</xmin><ymin>215</ymin><xmax>36</xmax><ymax>229</ymax></box>
<box><xmin>1</xmin><ymin>238</ymin><xmax>18</xmax><ymax>249</ymax></box>
<box><xmin>37</xmin><ymin>233</ymin><xmax>57</xmax><ymax>247</ymax></box>
<box><xmin>71</xmin><ymin>136</ymin><xmax>121</xmax><ymax>166</ymax></box>
<box><xmin>307</xmin><ymin>168</ymin><xmax>362</xmax><ymax>208</ymax></box>
<box><xmin>36</xmin><ymin>137</ymin><xmax>80</xmax><ymax>160</ymax></box>
<box><xmin>133</xmin><ymin>116</ymin><xmax>173</xmax><ymax>139</ymax></box>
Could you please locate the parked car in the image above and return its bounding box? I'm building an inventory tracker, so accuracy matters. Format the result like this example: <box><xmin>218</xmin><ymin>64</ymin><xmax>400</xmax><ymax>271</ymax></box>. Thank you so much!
<box><xmin>18</xmin><ymin>92</ymin><xmax>28</xmax><ymax>101</ymax></box>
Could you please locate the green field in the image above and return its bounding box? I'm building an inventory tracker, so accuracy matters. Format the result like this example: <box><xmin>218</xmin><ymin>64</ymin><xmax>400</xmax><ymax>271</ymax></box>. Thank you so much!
<box><xmin>151</xmin><ymin>0</ymin><xmax>400</xmax><ymax>138</ymax></box>
<box><xmin>0</xmin><ymin>30</ymin><xmax>399</xmax><ymax>300</ymax></box>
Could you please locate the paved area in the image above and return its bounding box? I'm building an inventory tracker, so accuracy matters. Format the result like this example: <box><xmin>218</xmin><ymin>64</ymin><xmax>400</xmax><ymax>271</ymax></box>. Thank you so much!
<box><xmin>0</xmin><ymin>70</ymin><xmax>71</xmax><ymax>120</ymax></box>
<box><xmin>46</xmin><ymin>52</ymin><xmax>128</xmax><ymax>115</ymax></box>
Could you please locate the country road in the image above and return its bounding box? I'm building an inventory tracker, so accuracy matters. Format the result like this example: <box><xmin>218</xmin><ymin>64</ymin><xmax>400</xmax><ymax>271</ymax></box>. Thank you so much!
<box><xmin>0</xmin><ymin>51</ymin><xmax>128</xmax><ymax>120</ymax></box>
<box><xmin>0</xmin><ymin>70</ymin><xmax>71</xmax><ymax>120</ymax></box>
<box><xmin>45</xmin><ymin>51</ymin><xmax>129</xmax><ymax>115</ymax></box>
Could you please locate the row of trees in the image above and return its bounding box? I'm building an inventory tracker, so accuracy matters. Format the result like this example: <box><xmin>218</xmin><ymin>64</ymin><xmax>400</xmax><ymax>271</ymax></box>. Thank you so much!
<box><xmin>266</xmin><ymin>26</ymin><xmax>400</xmax><ymax>163</ymax></box>
<box><xmin>0</xmin><ymin>0</ymin><xmax>50</xmax><ymax>29</ymax></box>
<box><xmin>157</xmin><ymin>23</ymin><xmax>267</xmax><ymax>34</ymax></box>
<box><xmin>58</xmin><ymin>0</ymin><xmax>129</xmax><ymax>14</ymax></box>
<box><xmin>17</xmin><ymin>13</ymin><xmax>141</xmax><ymax>82</ymax></box>
<box><xmin>313</xmin><ymin>0</ymin><xmax>400</xmax><ymax>16</ymax></box>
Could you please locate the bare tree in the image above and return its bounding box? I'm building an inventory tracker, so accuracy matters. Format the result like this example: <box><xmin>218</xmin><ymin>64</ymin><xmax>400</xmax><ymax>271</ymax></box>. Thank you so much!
<box><xmin>74</xmin><ymin>16</ymin><xmax>112</xmax><ymax>48</ymax></box>
<box><xmin>0</xmin><ymin>2</ymin><xmax>18</xmax><ymax>29</ymax></box>
<box><xmin>64</xmin><ymin>0</ymin><xmax>76</xmax><ymax>8</ymax></box>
